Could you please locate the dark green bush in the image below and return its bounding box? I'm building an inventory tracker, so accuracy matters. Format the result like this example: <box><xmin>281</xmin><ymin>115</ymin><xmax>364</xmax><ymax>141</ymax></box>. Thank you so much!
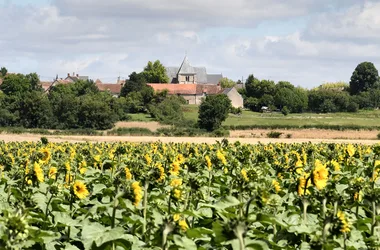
<box><xmin>267</xmin><ymin>131</ymin><xmax>283</xmax><ymax>138</ymax></box>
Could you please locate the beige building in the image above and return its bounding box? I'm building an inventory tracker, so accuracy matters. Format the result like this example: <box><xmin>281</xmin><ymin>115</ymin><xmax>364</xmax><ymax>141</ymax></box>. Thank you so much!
<box><xmin>222</xmin><ymin>87</ymin><xmax>244</xmax><ymax>108</ymax></box>
<box><xmin>148</xmin><ymin>84</ymin><xmax>221</xmax><ymax>105</ymax></box>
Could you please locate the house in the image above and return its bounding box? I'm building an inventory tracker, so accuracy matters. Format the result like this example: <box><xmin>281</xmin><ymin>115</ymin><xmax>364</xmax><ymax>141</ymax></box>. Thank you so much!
<box><xmin>148</xmin><ymin>84</ymin><xmax>221</xmax><ymax>104</ymax></box>
<box><xmin>166</xmin><ymin>56</ymin><xmax>223</xmax><ymax>84</ymax></box>
<box><xmin>221</xmin><ymin>87</ymin><xmax>244</xmax><ymax>108</ymax></box>
<box><xmin>65</xmin><ymin>72</ymin><xmax>89</xmax><ymax>82</ymax></box>
<box><xmin>95</xmin><ymin>79</ymin><xmax>123</xmax><ymax>97</ymax></box>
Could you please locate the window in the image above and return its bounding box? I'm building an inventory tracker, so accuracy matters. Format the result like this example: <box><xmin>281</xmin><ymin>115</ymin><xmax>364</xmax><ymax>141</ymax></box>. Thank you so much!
<box><xmin>185</xmin><ymin>76</ymin><xmax>190</xmax><ymax>81</ymax></box>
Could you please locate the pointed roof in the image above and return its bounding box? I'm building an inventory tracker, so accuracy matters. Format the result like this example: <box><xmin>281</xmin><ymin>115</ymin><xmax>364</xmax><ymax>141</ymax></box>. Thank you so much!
<box><xmin>178</xmin><ymin>56</ymin><xmax>196</xmax><ymax>75</ymax></box>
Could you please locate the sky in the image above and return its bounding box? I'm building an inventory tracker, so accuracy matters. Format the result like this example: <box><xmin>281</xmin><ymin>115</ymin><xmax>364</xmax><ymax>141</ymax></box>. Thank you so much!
<box><xmin>1</xmin><ymin>0</ymin><xmax>379</xmax><ymax>88</ymax></box>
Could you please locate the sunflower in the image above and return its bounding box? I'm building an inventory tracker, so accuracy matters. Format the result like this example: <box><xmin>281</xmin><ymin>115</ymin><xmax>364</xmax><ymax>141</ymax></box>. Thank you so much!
<box><xmin>170</xmin><ymin>178</ymin><xmax>182</xmax><ymax>188</ymax></box>
<box><xmin>173</xmin><ymin>189</ymin><xmax>181</xmax><ymax>199</ymax></box>
<box><xmin>205</xmin><ymin>155</ymin><xmax>212</xmax><ymax>171</ymax></box>
<box><xmin>33</xmin><ymin>162</ymin><xmax>44</xmax><ymax>183</ymax></box>
<box><xmin>144</xmin><ymin>154</ymin><xmax>152</xmax><ymax>166</ymax></box>
<box><xmin>39</xmin><ymin>148</ymin><xmax>51</xmax><ymax>164</ymax></box>
<box><xmin>216</xmin><ymin>150</ymin><xmax>227</xmax><ymax>165</ymax></box>
<box><xmin>272</xmin><ymin>180</ymin><xmax>281</xmax><ymax>193</ymax></box>
<box><xmin>72</xmin><ymin>180</ymin><xmax>89</xmax><ymax>199</ymax></box>
<box><xmin>241</xmin><ymin>168</ymin><xmax>249</xmax><ymax>182</ymax></box>
<box><xmin>337</xmin><ymin>210</ymin><xmax>350</xmax><ymax>233</ymax></box>
<box><xmin>313</xmin><ymin>160</ymin><xmax>329</xmax><ymax>190</ymax></box>
<box><xmin>48</xmin><ymin>167</ymin><xmax>57</xmax><ymax>179</ymax></box>
<box><xmin>178</xmin><ymin>219</ymin><xmax>189</xmax><ymax>231</ymax></box>
<box><xmin>131</xmin><ymin>181</ymin><xmax>143</xmax><ymax>206</ymax></box>
<box><xmin>170</xmin><ymin>161</ymin><xmax>180</xmax><ymax>176</ymax></box>
<box><xmin>173</xmin><ymin>214</ymin><xmax>180</xmax><ymax>222</ymax></box>
<box><xmin>156</xmin><ymin>164</ymin><xmax>165</xmax><ymax>182</ymax></box>
<box><xmin>125</xmin><ymin>167</ymin><xmax>132</xmax><ymax>180</ymax></box>
<box><xmin>346</xmin><ymin>144</ymin><xmax>355</xmax><ymax>157</ymax></box>
<box><xmin>298</xmin><ymin>173</ymin><xmax>311</xmax><ymax>196</ymax></box>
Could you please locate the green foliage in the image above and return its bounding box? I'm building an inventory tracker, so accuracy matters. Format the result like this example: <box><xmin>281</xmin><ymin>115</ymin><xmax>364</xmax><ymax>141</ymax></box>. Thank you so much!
<box><xmin>346</xmin><ymin>102</ymin><xmax>359</xmax><ymax>113</ymax></box>
<box><xmin>245</xmin><ymin>75</ymin><xmax>275</xmax><ymax>99</ymax></box>
<box><xmin>244</xmin><ymin>97</ymin><xmax>260</xmax><ymax>112</ymax></box>
<box><xmin>230</xmin><ymin>107</ymin><xmax>242</xmax><ymax>115</ymax></box>
<box><xmin>141</xmin><ymin>60</ymin><xmax>169</xmax><ymax>83</ymax></box>
<box><xmin>317</xmin><ymin>81</ymin><xmax>348</xmax><ymax>90</ymax></box>
<box><xmin>148</xmin><ymin>96</ymin><xmax>185</xmax><ymax>124</ymax></box>
<box><xmin>40</xmin><ymin>137</ymin><xmax>49</xmax><ymax>144</ymax></box>
<box><xmin>266</xmin><ymin>131</ymin><xmax>282</xmax><ymax>138</ymax></box>
<box><xmin>198</xmin><ymin>94</ymin><xmax>231</xmax><ymax>131</ymax></box>
<box><xmin>308</xmin><ymin>89</ymin><xmax>351</xmax><ymax>113</ymax></box>
<box><xmin>349</xmin><ymin>61</ymin><xmax>379</xmax><ymax>95</ymax></box>
<box><xmin>0</xmin><ymin>67</ymin><xmax>7</xmax><ymax>77</ymax></box>
<box><xmin>220</xmin><ymin>77</ymin><xmax>236</xmax><ymax>88</ymax></box>
<box><xmin>77</xmin><ymin>93</ymin><xmax>118</xmax><ymax>130</ymax></box>
<box><xmin>18</xmin><ymin>91</ymin><xmax>55</xmax><ymax>128</ymax></box>
<box><xmin>107</xmin><ymin>127</ymin><xmax>153</xmax><ymax>136</ymax></box>
<box><xmin>281</xmin><ymin>106</ymin><xmax>290</xmax><ymax>116</ymax></box>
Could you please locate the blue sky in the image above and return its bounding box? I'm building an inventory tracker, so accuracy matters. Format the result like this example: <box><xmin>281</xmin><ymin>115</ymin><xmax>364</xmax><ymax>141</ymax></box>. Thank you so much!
<box><xmin>1</xmin><ymin>0</ymin><xmax>379</xmax><ymax>88</ymax></box>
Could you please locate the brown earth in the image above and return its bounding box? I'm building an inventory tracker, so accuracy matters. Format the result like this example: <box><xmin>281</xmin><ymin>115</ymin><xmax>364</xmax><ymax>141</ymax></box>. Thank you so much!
<box><xmin>230</xmin><ymin>129</ymin><xmax>380</xmax><ymax>140</ymax></box>
<box><xmin>113</xmin><ymin>121</ymin><xmax>168</xmax><ymax>132</ymax></box>
<box><xmin>0</xmin><ymin>132</ymin><xmax>379</xmax><ymax>144</ymax></box>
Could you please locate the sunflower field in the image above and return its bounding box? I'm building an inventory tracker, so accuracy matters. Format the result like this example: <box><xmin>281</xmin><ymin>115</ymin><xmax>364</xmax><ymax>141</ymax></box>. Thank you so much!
<box><xmin>0</xmin><ymin>140</ymin><xmax>380</xmax><ymax>249</ymax></box>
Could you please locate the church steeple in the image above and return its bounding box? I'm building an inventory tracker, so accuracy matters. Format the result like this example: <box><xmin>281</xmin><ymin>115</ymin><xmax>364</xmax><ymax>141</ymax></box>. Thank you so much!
<box><xmin>178</xmin><ymin>55</ymin><xmax>195</xmax><ymax>75</ymax></box>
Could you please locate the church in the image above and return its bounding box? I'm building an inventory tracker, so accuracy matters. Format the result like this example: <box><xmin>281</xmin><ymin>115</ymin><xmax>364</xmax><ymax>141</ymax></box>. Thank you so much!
<box><xmin>165</xmin><ymin>56</ymin><xmax>223</xmax><ymax>85</ymax></box>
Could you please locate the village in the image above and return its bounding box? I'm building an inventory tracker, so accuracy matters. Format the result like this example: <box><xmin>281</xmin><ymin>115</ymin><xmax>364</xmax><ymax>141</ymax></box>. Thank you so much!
<box><xmin>37</xmin><ymin>56</ymin><xmax>244</xmax><ymax>108</ymax></box>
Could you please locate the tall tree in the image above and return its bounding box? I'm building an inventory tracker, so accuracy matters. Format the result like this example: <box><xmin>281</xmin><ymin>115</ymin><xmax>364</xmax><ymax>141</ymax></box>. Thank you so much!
<box><xmin>0</xmin><ymin>67</ymin><xmax>7</xmax><ymax>77</ymax></box>
<box><xmin>220</xmin><ymin>77</ymin><xmax>236</xmax><ymax>88</ymax></box>
<box><xmin>198</xmin><ymin>94</ymin><xmax>231</xmax><ymax>131</ymax></box>
<box><xmin>349</xmin><ymin>62</ymin><xmax>379</xmax><ymax>95</ymax></box>
<box><xmin>245</xmin><ymin>75</ymin><xmax>275</xmax><ymax>99</ymax></box>
<box><xmin>142</xmin><ymin>60</ymin><xmax>169</xmax><ymax>83</ymax></box>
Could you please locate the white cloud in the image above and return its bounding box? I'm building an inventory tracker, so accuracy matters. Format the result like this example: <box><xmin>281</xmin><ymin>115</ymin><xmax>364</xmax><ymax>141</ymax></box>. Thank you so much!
<box><xmin>0</xmin><ymin>0</ymin><xmax>378</xmax><ymax>88</ymax></box>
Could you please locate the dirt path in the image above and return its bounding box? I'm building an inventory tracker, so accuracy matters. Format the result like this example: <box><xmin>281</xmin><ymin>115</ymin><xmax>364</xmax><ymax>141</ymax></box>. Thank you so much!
<box><xmin>0</xmin><ymin>133</ymin><xmax>378</xmax><ymax>145</ymax></box>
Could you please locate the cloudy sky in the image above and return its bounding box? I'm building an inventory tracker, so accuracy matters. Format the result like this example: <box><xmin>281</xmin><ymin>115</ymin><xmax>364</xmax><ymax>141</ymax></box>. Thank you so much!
<box><xmin>1</xmin><ymin>0</ymin><xmax>379</xmax><ymax>88</ymax></box>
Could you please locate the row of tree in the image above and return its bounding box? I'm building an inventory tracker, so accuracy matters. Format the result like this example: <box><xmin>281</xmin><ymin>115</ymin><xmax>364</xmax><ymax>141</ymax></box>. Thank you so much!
<box><xmin>239</xmin><ymin>62</ymin><xmax>380</xmax><ymax>113</ymax></box>
<box><xmin>0</xmin><ymin>67</ymin><xmax>184</xmax><ymax>130</ymax></box>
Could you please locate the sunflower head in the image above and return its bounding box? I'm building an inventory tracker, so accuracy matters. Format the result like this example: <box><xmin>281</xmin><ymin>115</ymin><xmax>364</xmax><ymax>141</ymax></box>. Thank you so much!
<box><xmin>72</xmin><ymin>180</ymin><xmax>90</xmax><ymax>199</ymax></box>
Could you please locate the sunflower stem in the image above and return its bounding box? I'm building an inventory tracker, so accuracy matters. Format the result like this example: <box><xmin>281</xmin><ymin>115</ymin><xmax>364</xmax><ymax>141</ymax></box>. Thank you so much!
<box><xmin>302</xmin><ymin>198</ymin><xmax>309</xmax><ymax>222</ymax></box>
<box><xmin>333</xmin><ymin>201</ymin><xmax>338</xmax><ymax>217</ymax></box>
<box><xmin>322</xmin><ymin>198</ymin><xmax>327</xmax><ymax>219</ymax></box>
<box><xmin>371</xmin><ymin>201</ymin><xmax>377</xmax><ymax>236</ymax></box>
<box><xmin>143</xmin><ymin>182</ymin><xmax>149</xmax><ymax>240</ymax></box>
<box><xmin>67</xmin><ymin>193</ymin><xmax>74</xmax><ymax>241</ymax></box>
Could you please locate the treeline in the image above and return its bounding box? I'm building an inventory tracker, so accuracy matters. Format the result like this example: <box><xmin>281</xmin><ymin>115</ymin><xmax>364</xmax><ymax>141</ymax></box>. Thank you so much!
<box><xmin>0</xmin><ymin>69</ymin><xmax>184</xmax><ymax>130</ymax></box>
<box><xmin>239</xmin><ymin>62</ymin><xmax>380</xmax><ymax>113</ymax></box>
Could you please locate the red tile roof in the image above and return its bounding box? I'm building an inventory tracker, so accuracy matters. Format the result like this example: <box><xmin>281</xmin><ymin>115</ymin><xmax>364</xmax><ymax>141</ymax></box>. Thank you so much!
<box><xmin>40</xmin><ymin>81</ymin><xmax>53</xmax><ymax>91</ymax></box>
<box><xmin>96</xmin><ymin>83</ymin><xmax>122</xmax><ymax>94</ymax></box>
<box><xmin>148</xmin><ymin>84</ymin><xmax>221</xmax><ymax>95</ymax></box>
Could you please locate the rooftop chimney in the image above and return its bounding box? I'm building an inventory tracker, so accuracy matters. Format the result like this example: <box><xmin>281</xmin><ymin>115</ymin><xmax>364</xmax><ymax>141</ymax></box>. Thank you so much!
<box><xmin>73</xmin><ymin>72</ymin><xmax>75</xmax><ymax>77</ymax></box>
<box><xmin>67</xmin><ymin>73</ymin><xmax>70</xmax><ymax>77</ymax></box>
<box><xmin>76</xmin><ymin>74</ymin><xmax>79</xmax><ymax>77</ymax></box>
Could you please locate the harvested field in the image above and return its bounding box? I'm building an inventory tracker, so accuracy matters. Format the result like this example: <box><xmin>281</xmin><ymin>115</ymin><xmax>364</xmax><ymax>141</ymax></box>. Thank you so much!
<box><xmin>113</xmin><ymin>121</ymin><xmax>169</xmax><ymax>132</ymax></box>
<box><xmin>230</xmin><ymin>128</ymin><xmax>380</xmax><ymax>140</ymax></box>
<box><xmin>0</xmin><ymin>133</ymin><xmax>378</xmax><ymax>144</ymax></box>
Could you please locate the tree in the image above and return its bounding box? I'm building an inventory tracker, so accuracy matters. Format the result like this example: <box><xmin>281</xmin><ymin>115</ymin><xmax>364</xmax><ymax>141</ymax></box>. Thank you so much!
<box><xmin>142</xmin><ymin>60</ymin><xmax>169</xmax><ymax>83</ymax></box>
<box><xmin>245</xmin><ymin>75</ymin><xmax>275</xmax><ymax>99</ymax></box>
<box><xmin>77</xmin><ymin>93</ymin><xmax>118</xmax><ymax>130</ymax></box>
<box><xmin>148</xmin><ymin>96</ymin><xmax>185</xmax><ymax>124</ymax></box>
<box><xmin>220</xmin><ymin>77</ymin><xmax>236</xmax><ymax>88</ymax></box>
<box><xmin>18</xmin><ymin>91</ymin><xmax>55</xmax><ymax>128</ymax></box>
<box><xmin>0</xmin><ymin>67</ymin><xmax>7</xmax><ymax>77</ymax></box>
<box><xmin>349</xmin><ymin>62</ymin><xmax>379</xmax><ymax>95</ymax></box>
<box><xmin>0</xmin><ymin>74</ymin><xmax>31</xmax><ymax>96</ymax></box>
<box><xmin>198</xmin><ymin>94</ymin><xmax>231</xmax><ymax>131</ymax></box>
